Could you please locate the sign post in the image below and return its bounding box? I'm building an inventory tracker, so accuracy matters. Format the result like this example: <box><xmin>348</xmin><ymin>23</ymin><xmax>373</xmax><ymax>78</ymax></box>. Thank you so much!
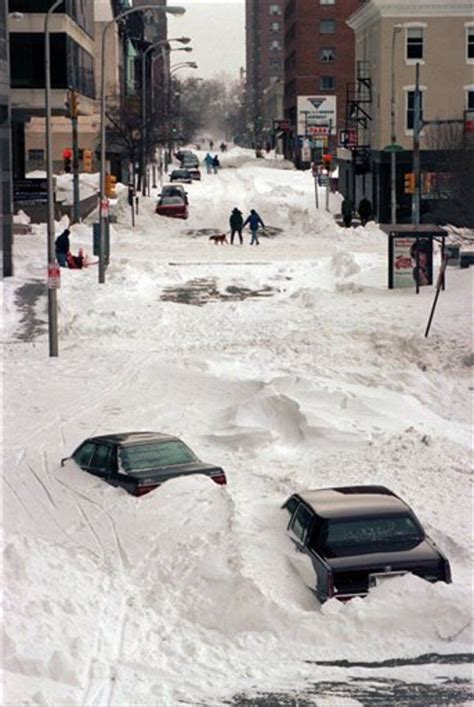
<box><xmin>47</xmin><ymin>263</ymin><xmax>61</xmax><ymax>289</ymax></box>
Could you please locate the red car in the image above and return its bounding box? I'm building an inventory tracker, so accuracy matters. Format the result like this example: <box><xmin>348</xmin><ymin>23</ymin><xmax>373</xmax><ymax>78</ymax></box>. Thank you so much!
<box><xmin>156</xmin><ymin>195</ymin><xmax>188</xmax><ymax>219</ymax></box>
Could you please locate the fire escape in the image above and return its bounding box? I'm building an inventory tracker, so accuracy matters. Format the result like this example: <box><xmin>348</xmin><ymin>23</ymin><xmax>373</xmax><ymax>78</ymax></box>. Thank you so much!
<box><xmin>345</xmin><ymin>61</ymin><xmax>372</xmax><ymax>172</ymax></box>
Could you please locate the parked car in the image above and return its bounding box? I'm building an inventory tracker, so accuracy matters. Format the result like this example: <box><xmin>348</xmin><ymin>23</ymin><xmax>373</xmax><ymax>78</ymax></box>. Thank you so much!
<box><xmin>61</xmin><ymin>431</ymin><xmax>227</xmax><ymax>496</ymax></box>
<box><xmin>182</xmin><ymin>155</ymin><xmax>199</xmax><ymax>168</ymax></box>
<box><xmin>182</xmin><ymin>163</ymin><xmax>201</xmax><ymax>180</ymax></box>
<box><xmin>160</xmin><ymin>182</ymin><xmax>188</xmax><ymax>204</ymax></box>
<box><xmin>169</xmin><ymin>169</ymin><xmax>193</xmax><ymax>184</ymax></box>
<box><xmin>282</xmin><ymin>485</ymin><xmax>451</xmax><ymax>603</ymax></box>
<box><xmin>156</xmin><ymin>195</ymin><xmax>188</xmax><ymax>219</ymax></box>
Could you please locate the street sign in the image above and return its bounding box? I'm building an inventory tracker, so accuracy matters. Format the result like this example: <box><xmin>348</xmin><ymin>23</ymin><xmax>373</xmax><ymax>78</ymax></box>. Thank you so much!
<box><xmin>13</xmin><ymin>178</ymin><xmax>48</xmax><ymax>205</ymax></box>
<box><xmin>339</xmin><ymin>128</ymin><xmax>358</xmax><ymax>148</ymax></box>
<box><xmin>48</xmin><ymin>263</ymin><xmax>61</xmax><ymax>289</ymax></box>
<box><xmin>383</xmin><ymin>143</ymin><xmax>404</xmax><ymax>152</ymax></box>
<box><xmin>100</xmin><ymin>198</ymin><xmax>109</xmax><ymax>217</ymax></box>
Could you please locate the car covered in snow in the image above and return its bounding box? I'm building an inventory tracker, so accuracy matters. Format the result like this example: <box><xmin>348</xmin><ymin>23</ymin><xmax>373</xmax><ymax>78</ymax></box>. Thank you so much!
<box><xmin>156</xmin><ymin>194</ymin><xmax>188</xmax><ymax>219</ymax></box>
<box><xmin>182</xmin><ymin>164</ymin><xmax>201</xmax><ymax>181</ymax></box>
<box><xmin>283</xmin><ymin>485</ymin><xmax>451</xmax><ymax>603</ymax></box>
<box><xmin>61</xmin><ymin>431</ymin><xmax>227</xmax><ymax>496</ymax></box>
<box><xmin>159</xmin><ymin>183</ymin><xmax>188</xmax><ymax>204</ymax></box>
<box><xmin>169</xmin><ymin>169</ymin><xmax>193</xmax><ymax>184</ymax></box>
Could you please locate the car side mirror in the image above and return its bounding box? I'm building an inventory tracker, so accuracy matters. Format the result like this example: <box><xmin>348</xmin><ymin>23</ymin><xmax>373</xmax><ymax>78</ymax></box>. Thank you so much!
<box><xmin>60</xmin><ymin>456</ymin><xmax>70</xmax><ymax>467</ymax></box>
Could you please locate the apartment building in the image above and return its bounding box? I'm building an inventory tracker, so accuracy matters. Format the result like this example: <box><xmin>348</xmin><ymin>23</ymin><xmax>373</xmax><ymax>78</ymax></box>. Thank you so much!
<box><xmin>342</xmin><ymin>0</ymin><xmax>474</xmax><ymax>224</ymax></box>
<box><xmin>283</xmin><ymin>0</ymin><xmax>361</xmax><ymax>165</ymax></box>
<box><xmin>246</xmin><ymin>0</ymin><xmax>284</xmax><ymax>147</ymax></box>
<box><xmin>9</xmin><ymin>0</ymin><xmax>96</xmax><ymax>177</ymax></box>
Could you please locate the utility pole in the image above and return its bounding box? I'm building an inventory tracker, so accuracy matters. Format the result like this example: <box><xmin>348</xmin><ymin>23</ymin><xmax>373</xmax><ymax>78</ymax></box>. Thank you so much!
<box><xmin>70</xmin><ymin>90</ymin><xmax>80</xmax><ymax>223</ymax></box>
<box><xmin>412</xmin><ymin>62</ymin><xmax>422</xmax><ymax>225</ymax></box>
<box><xmin>390</xmin><ymin>24</ymin><xmax>403</xmax><ymax>223</ymax></box>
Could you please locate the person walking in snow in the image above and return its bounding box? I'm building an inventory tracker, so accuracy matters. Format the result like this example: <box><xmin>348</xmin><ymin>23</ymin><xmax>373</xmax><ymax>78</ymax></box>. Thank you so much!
<box><xmin>243</xmin><ymin>209</ymin><xmax>265</xmax><ymax>246</ymax></box>
<box><xmin>341</xmin><ymin>197</ymin><xmax>353</xmax><ymax>228</ymax></box>
<box><xmin>212</xmin><ymin>154</ymin><xmax>220</xmax><ymax>174</ymax></box>
<box><xmin>55</xmin><ymin>227</ymin><xmax>70</xmax><ymax>267</ymax></box>
<box><xmin>358</xmin><ymin>196</ymin><xmax>372</xmax><ymax>227</ymax></box>
<box><xmin>204</xmin><ymin>152</ymin><xmax>213</xmax><ymax>174</ymax></box>
<box><xmin>229</xmin><ymin>207</ymin><xmax>244</xmax><ymax>245</ymax></box>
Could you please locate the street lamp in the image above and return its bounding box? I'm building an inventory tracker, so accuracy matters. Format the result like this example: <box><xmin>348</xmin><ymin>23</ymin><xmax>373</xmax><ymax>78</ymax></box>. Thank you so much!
<box><xmin>99</xmin><ymin>4</ymin><xmax>186</xmax><ymax>284</ymax></box>
<box><xmin>390</xmin><ymin>23</ymin><xmax>403</xmax><ymax>224</ymax></box>
<box><xmin>166</xmin><ymin>63</ymin><xmax>198</xmax><ymax>156</ymax></box>
<box><xmin>141</xmin><ymin>38</ymin><xmax>192</xmax><ymax>195</ymax></box>
<box><xmin>45</xmin><ymin>0</ymin><xmax>65</xmax><ymax>357</ymax></box>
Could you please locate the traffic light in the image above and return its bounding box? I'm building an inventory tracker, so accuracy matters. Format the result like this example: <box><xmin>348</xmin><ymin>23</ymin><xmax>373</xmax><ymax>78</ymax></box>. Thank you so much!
<box><xmin>82</xmin><ymin>149</ymin><xmax>93</xmax><ymax>173</ymax></box>
<box><xmin>63</xmin><ymin>148</ymin><xmax>72</xmax><ymax>173</ymax></box>
<box><xmin>322</xmin><ymin>153</ymin><xmax>332</xmax><ymax>171</ymax></box>
<box><xmin>105</xmin><ymin>173</ymin><xmax>117</xmax><ymax>198</ymax></box>
<box><xmin>404</xmin><ymin>172</ymin><xmax>415</xmax><ymax>194</ymax></box>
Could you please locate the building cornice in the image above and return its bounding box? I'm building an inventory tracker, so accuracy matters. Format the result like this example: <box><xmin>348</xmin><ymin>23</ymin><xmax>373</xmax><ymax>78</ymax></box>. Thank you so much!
<box><xmin>347</xmin><ymin>0</ymin><xmax>473</xmax><ymax>32</ymax></box>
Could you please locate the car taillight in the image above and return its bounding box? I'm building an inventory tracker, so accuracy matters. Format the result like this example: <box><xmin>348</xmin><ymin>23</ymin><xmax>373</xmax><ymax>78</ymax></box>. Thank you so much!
<box><xmin>134</xmin><ymin>484</ymin><xmax>158</xmax><ymax>497</ymax></box>
<box><xmin>211</xmin><ymin>474</ymin><xmax>227</xmax><ymax>486</ymax></box>
<box><xmin>327</xmin><ymin>572</ymin><xmax>335</xmax><ymax>598</ymax></box>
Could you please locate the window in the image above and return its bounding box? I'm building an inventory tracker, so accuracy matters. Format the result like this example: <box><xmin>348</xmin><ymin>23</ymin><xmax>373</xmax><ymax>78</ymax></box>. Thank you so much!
<box><xmin>406</xmin><ymin>27</ymin><xmax>424</xmax><ymax>60</ymax></box>
<box><xmin>320</xmin><ymin>47</ymin><xmax>336</xmax><ymax>62</ymax></box>
<box><xmin>320</xmin><ymin>19</ymin><xmax>336</xmax><ymax>34</ymax></box>
<box><xmin>269</xmin><ymin>4</ymin><xmax>282</xmax><ymax>15</ymax></box>
<box><xmin>467</xmin><ymin>27</ymin><xmax>474</xmax><ymax>60</ymax></box>
<box><xmin>269</xmin><ymin>39</ymin><xmax>281</xmax><ymax>51</ymax></box>
<box><xmin>74</xmin><ymin>442</ymin><xmax>96</xmax><ymax>467</ymax></box>
<box><xmin>406</xmin><ymin>90</ymin><xmax>424</xmax><ymax>130</ymax></box>
<box><xmin>320</xmin><ymin>76</ymin><xmax>335</xmax><ymax>90</ymax></box>
<box><xmin>28</xmin><ymin>149</ymin><xmax>44</xmax><ymax>162</ymax></box>
<box><xmin>291</xmin><ymin>505</ymin><xmax>313</xmax><ymax>543</ymax></box>
<box><xmin>468</xmin><ymin>90</ymin><xmax>474</xmax><ymax>111</ymax></box>
<box><xmin>91</xmin><ymin>445</ymin><xmax>112</xmax><ymax>472</ymax></box>
<box><xmin>119</xmin><ymin>441</ymin><xmax>197</xmax><ymax>472</ymax></box>
<box><xmin>271</xmin><ymin>21</ymin><xmax>280</xmax><ymax>32</ymax></box>
<box><xmin>320</xmin><ymin>0</ymin><xmax>335</xmax><ymax>4</ymax></box>
<box><xmin>322</xmin><ymin>515</ymin><xmax>422</xmax><ymax>553</ymax></box>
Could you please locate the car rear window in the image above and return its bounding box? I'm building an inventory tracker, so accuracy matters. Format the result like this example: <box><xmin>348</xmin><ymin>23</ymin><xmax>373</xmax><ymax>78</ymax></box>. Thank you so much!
<box><xmin>161</xmin><ymin>197</ymin><xmax>184</xmax><ymax>205</ymax></box>
<box><xmin>323</xmin><ymin>515</ymin><xmax>422</xmax><ymax>552</ymax></box>
<box><xmin>120</xmin><ymin>441</ymin><xmax>197</xmax><ymax>471</ymax></box>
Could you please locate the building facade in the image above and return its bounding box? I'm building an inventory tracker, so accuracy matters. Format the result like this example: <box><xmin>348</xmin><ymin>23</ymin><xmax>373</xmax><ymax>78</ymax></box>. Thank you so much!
<box><xmin>245</xmin><ymin>0</ymin><xmax>284</xmax><ymax>148</ymax></box>
<box><xmin>283</xmin><ymin>0</ymin><xmax>361</xmax><ymax>165</ymax></box>
<box><xmin>9</xmin><ymin>0</ymin><xmax>96</xmax><ymax>177</ymax></box>
<box><xmin>342</xmin><ymin>0</ymin><xmax>474</xmax><ymax>225</ymax></box>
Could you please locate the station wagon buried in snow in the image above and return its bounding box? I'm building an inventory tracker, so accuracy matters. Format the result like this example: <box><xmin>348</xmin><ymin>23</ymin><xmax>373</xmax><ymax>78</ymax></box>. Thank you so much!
<box><xmin>282</xmin><ymin>485</ymin><xmax>451</xmax><ymax>603</ymax></box>
<box><xmin>61</xmin><ymin>432</ymin><xmax>227</xmax><ymax>496</ymax></box>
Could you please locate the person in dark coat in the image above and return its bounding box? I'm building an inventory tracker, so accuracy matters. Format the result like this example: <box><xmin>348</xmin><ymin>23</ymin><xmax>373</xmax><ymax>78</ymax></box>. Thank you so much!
<box><xmin>229</xmin><ymin>207</ymin><xmax>244</xmax><ymax>245</ymax></box>
<box><xmin>55</xmin><ymin>228</ymin><xmax>70</xmax><ymax>267</ymax></box>
<box><xmin>341</xmin><ymin>197</ymin><xmax>353</xmax><ymax>228</ymax></box>
<box><xmin>212</xmin><ymin>154</ymin><xmax>220</xmax><ymax>174</ymax></box>
<box><xmin>358</xmin><ymin>197</ymin><xmax>372</xmax><ymax>226</ymax></box>
<box><xmin>243</xmin><ymin>209</ymin><xmax>265</xmax><ymax>245</ymax></box>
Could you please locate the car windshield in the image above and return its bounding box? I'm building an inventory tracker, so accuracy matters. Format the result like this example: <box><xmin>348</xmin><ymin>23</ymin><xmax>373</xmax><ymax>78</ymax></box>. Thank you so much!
<box><xmin>161</xmin><ymin>197</ymin><xmax>184</xmax><ymax>205</ymax></box>
<box><xmin>322</xmin><ymin>514</ymin><xmax>423</xmax><ymax>554</ymax></box>
<box><xmin>120</xmin><ymin>441</ymin><xmax>197</xmax><ymax>471</ymax></box>
<box><xmin>173</xmin><ymin>171</ymin><xmax>189</xmax><ymax>177</ymax></box>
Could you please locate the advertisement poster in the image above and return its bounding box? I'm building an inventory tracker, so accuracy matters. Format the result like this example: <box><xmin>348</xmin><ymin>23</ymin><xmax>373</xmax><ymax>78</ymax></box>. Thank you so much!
<box><xmin>297</xmin><ymin>96</ymin><xmax>336</xmax><ymax>136</ymax></box>
<box><xmin>392</xmin><ymin>238</ymin><xmax>414</xmax><ymax>288</ymax></box>
<box><xmin>391</xmin><ymin>237</ymin><xmax>433</xmax><ymax>288</ymax></box>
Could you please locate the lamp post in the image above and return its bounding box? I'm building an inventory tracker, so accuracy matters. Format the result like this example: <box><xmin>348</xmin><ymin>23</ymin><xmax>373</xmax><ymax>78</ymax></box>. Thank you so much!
<box><xmin>167</xmin><ymin>63</ymin><xmax>197</xmax><ymax>156</ymax></box>
<box><xmin>45</xmin><ymin>0</ymin><xmax>65</xmax><ymax>357</ymax></box>
<box><xmin>141</xmin><ymin>37</ymin><xmax>191</xmax><ymax>195</ymax></box>
<box><xmin>99</xmin><ymin>4</ymin><xmax>186</xmax><ymax>284</ymax></box>
<box><xmin>390</xmin><ymin>23</ymin><xmax>403</xmax><ymax>224</ymax></box>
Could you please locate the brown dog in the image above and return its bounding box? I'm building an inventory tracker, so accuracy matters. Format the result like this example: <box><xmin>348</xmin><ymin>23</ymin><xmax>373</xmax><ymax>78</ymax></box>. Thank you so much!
<box><xmin>209</xmin><ymin>234</ymin><xmax>228</xmax><ymax>245</ymax></box>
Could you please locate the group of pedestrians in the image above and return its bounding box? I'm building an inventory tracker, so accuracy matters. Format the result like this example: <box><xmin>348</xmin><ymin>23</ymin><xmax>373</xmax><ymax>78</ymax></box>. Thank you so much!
<box><xmin>204</xmin><ymin>153</ymin><xmax>220</xmax><ymax>175</ymax></box>
<box><xmin>341</xmin><ymin>196</ymin><xmax>373</xmax><ymax>228</ymax></box>
<box><xmin>229</xmin><ymin>207</ymin><xmax>265</xmax><ymax>246</ymax></box>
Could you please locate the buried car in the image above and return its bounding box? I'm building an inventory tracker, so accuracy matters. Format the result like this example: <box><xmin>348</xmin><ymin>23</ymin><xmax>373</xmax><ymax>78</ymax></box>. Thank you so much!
<box><xmin>169</xmin><ymin>169</ymin><xmax>193</xmax><ymax>184</ymax></box>
<box><xmin>159</xmin><ymin>183</ymin><xmax>188</xmax><ymax>204</ymax></box>
<box><xmin>283</xmin><ymin>485</ymin><xmax>451</xmax><ymax>603</ymax></box>
<box><xmin>61</xmin><ymin>431</ymin><xmax>227</xmax><ymax>496</ymax></box>
<box><xmin>156</xmin><ymin>195</ymin><xmax>188</xmax><ymax>219</ymax></box>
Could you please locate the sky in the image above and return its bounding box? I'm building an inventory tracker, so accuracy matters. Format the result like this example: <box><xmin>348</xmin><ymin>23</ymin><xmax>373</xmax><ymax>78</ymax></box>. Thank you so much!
<box><xmin>167</xmin><ymin>1</ymin><xmax>245</xmax><ymax>80</ymax></box>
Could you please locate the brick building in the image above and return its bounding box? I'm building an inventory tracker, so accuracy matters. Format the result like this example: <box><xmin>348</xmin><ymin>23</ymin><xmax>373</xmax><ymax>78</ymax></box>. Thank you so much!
<box><xmin>245</xmin><ymin>1</ymin><xmax>284</xmax><ymax>148</ymax></box>
<box><xmin>283</xmin><ymin>0</ymin><xmax>361</xmax><ymax>165</ymax></box>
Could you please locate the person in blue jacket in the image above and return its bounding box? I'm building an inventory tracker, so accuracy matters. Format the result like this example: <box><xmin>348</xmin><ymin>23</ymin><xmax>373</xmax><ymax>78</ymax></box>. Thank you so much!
<box><xmin>204</xmin><ymin>152</ymin><xmax>213</xmax><ymax>174</ymax></box>
<box><xmin>243</xmin><ymin>209</ymin><xmax>265</xmax><ymax>245</ymax></box>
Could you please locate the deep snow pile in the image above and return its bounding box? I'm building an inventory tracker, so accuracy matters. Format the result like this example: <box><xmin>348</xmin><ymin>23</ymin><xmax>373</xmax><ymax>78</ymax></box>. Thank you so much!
<box><xmin>3</xmin><ymin>146</ymin><xmax>473</xmax><ymax>705</ymax></box>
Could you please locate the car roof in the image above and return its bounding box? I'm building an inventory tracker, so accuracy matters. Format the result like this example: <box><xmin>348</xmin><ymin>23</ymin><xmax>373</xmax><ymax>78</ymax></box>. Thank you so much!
<box><xmin>87</xmin><ymin>431</ymin><xmax>180</xmax><ymax>446</ymax></box>
<box><xmin>292</xmin><ymin>486</ymin><xmax>411</xmax><ymax>519</ymax></box>
<box><xmin>172</xmin><ymin>169</ymin><xmax>190</xmax><ymax>174</ymax></box>
<box><xmin>162</xmin><ymin>182</ymin><xmax>185</xmax><ymax>189</ymax></box>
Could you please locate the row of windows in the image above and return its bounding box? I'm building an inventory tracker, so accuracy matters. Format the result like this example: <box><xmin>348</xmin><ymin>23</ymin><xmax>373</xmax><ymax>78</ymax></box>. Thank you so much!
<box><xmin>405</xmin><ymin>26</ymin><xmax>474</xmax><ymax>62</ymax></box>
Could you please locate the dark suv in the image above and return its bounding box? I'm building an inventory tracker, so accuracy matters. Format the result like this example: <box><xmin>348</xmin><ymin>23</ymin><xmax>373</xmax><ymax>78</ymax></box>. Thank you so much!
<box><xmin>283</xmin><ymin>485</ymin><xmax>451</xmax><ymax>602</ymax></box>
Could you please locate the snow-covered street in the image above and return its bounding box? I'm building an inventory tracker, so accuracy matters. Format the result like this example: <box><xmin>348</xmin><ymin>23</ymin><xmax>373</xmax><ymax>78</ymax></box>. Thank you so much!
<box><xmin>3</xmin><ymin>148</ymin><xmax>473</xmax><ymax>706</ymax></box>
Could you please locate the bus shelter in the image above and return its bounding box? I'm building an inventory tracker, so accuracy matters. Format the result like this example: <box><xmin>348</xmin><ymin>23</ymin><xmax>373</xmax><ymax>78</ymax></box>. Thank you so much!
<box><xmin>380</xmin><ymin>224</ymin><xmax>447</xmax><ymax>293</ymax></box>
